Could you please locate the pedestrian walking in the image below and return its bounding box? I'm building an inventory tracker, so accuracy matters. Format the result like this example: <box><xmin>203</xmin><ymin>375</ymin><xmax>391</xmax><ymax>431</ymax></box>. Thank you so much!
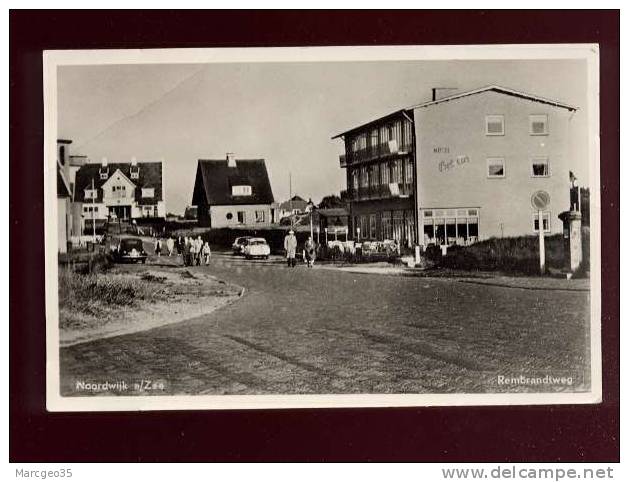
<box><xmin>202</xmin><ymin>242</ymin><xmax>212</xmax><ymax>265</ymax></box>
<box><xmin>304</xmin><ymin>236</ymin><xmax>316</xmax><ymax>268</ymax></box>
<box><xmin>283</xmin><ymin>229</ymin><xmax>297</xmax><ymax>268</ymax></box>
<box><xmin>176</xmin><ymin>236</ymin><xmax>183</xmax><ymax>255</ymax></box>
<box><xmin>154</xmin><ymin>238</ymin><xmax>162</xmax><ymax>257</ymax></box>
<box><xmin>166</xmin><ymin>236</ymin><xmax>175</xmax><ymax>256</ymax></box>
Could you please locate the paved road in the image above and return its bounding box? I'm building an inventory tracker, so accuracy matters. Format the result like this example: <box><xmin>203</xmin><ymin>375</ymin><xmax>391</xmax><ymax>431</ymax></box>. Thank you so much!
<box><xmin>60</xmin><ymin>252</ymin><xmax>591</xmax><ymax>395</ymax></box>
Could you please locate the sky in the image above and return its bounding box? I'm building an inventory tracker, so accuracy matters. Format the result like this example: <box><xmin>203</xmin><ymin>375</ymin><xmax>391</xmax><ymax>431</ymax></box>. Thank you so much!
<box><xmin>58</xmin><ymin>58</ymin><xmax>589</xmax><ymax>215</ymax></box>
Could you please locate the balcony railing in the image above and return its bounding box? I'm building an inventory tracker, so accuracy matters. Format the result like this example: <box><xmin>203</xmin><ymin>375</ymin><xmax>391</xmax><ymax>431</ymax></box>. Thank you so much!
<box><xmin>342</xmin><ymin>183</ymin><xmax>413</xmax><ymax>202</ymax></box>
<box><xmin>342</xmin><ymin>141</ymin><xmax>413</xmax><ymax>167</ymax></box>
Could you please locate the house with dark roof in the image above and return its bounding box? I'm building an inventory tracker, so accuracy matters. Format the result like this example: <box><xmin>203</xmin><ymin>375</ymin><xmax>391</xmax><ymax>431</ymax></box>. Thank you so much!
<box><xmin>192</xmin><ymin>153</ymin><xmax>276</xmax><ymax>228</ymax></box>
<box><xmin>333</xmin><ymin>85</ymin><xmax>579</xmax><ymax>249</ymax></box>
<box><xmin>73</xmin><ymin>159</ymin><xmax>165</xmax><ymax>233</ymax></box>
<box><xmin>278</xmin><ymin>195</ymin><xmax>310</xmax><ymax>219</ymax></box>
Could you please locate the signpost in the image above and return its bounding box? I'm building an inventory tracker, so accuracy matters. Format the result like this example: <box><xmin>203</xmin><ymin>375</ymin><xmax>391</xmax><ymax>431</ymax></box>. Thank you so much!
<box><xmin>531</xmin><ymin>190</ymin><xmax>551</xmax><ymax>274</ymax></box>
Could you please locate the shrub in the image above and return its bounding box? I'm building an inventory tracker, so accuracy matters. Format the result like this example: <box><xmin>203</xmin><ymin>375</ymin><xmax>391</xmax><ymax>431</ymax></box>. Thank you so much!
<box><xmin>436</xmin><ymin>235</ymin><xmax>565</xmax><ymax>275</ymax></box>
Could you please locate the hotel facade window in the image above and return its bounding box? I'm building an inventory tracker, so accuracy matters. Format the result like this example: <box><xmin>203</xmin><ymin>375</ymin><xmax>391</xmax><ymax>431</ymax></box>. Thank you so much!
<box><xmin>237</xmin><ymin>211</ymin><xmax>246</xmax><ymax>224</ymax></box>
<box><xmin>485</xmin><ymin>115</ymin><xmax>505</xmax><ymax>136</ymax></box>
<box><xmin>487</xmin><ymin>157</ymin><xmax>506</xmax><ymax>178</ymax></box>
<box><xmin>529</xmin><ymin>114</ymin><xmax>549</xmax><ymax>135</ymax></box>
<box><xmin>533</xmin><ymin>211</ymin><xmax>551</xmax><ymax>233</ymax></box>
<box><xmin>255</xmin><ymin>210</ymin><xmax>266</xmax><ymax>223</ymax></box>
<box><xmin>422</xmin><ymin>208</ymin><xmax>480</xmax><ymax>246</ymax></box>
<box><xmin>531</xmin><ymin>157</ymin><xmax>550</xmax><ymax>177</ymax></box>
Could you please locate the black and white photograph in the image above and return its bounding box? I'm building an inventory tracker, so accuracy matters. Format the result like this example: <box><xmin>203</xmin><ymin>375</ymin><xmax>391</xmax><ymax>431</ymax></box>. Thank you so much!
<box><xmin>44</xmin><ymin>45</ymin><xmax>601</xmax><ymax>411</ymax></box>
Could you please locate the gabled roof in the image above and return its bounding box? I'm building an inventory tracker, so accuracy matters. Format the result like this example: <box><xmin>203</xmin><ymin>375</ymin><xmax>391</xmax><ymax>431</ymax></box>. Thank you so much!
<box><xmin>332</xmin><ymin>85</ymin><xmax>577</xmax><ymax>139</ymax></box>
<box><xmin>409</xmin><ymin>85</ymin><xmax>578</xmax><ymax>112</ymax></box>
<box><xmin>279</xmin><ymin>195</ymin><xmax>309</xmax><ymax>211</ymax></box>
<box><xmin>74</xmin><ymin>162</ymin><xmax>163</xmax><ymax>205</ymax></box>
<box><xmin>192</xmin><ymin>159</ymin><xmax>275</xmax><ymax>206</ymax></box>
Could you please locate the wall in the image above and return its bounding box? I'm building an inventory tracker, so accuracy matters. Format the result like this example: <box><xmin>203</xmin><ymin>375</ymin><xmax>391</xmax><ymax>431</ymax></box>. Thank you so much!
<box><xmin>57</xmin><ymin>198</ymin><xmax>69</xmax><ymax>253</ymax></box>
<box><xmin>209</xmin><ymin>204</ymin><xmax>275</xmax><ymax>228</ymax></box>
<box><xmin>413</xmin><ymin>90</ymin><xmax>575</xmax><ymax>244</ymax></box>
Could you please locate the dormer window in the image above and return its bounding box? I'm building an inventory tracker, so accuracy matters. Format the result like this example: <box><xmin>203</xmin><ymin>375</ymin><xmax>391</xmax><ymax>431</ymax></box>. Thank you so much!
<box><xmin>232</xmin><ymin>185</ymin><xmax>252</xmax><ymax>196</ymax></box>
<box><xmin>141</xmin><ymin>188</ymin><xmax>155</xmax><ymax>198</ymax></box>
<box><xmin>130</xmin><ymin>166</ymin><xmax>140</xmax><ymax>179</ymax></box>
<box><xmin>84</xmin><ymin>188</ymin><xmax>97</xmax><ymax>200</ymax></box>
<box><xmin>99</xmin><ymin>167</ymin><xmax>109</xmax><ymax>180</ymax></box>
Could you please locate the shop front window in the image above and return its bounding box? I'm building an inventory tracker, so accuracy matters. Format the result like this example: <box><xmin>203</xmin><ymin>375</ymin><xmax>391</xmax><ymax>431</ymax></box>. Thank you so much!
<box><xmin>422</xmin><ymin>208</ymin><xmax>480</xmax><ymax>246</ymax></box>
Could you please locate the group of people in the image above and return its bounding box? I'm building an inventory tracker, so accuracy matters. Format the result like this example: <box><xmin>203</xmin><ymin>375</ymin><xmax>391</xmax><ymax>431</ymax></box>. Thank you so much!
<box><xmin>154</xmin><ymin>230</ymin><xmax>315</xmax><ymax>269</ymax></box>
<box><xmin>154</xmin><ymin>235</ymin><xmax>211</xmax><ymax>266</ymax></box>
<box><xmin>283</xmin><ymin>230</ymin><xmax>317</xmax><ymax>268</ymax></box>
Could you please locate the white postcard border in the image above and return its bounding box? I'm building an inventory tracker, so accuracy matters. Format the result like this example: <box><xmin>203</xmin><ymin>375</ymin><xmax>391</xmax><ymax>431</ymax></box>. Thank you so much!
<box><xmin>44</xmin><ymin>44</ymin><xmax>602</xmax><ymax>411</ymax></box>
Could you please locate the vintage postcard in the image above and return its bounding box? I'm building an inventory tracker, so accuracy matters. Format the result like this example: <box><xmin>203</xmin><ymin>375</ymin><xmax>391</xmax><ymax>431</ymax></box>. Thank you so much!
<box><xmin>44</xmin><ymin>45</ymin><xmax>601</xmax><ymax>411</ymax></box>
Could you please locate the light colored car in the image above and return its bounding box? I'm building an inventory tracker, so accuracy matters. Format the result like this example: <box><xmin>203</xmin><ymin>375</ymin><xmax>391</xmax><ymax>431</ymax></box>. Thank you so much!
<box><xmin>243</xmin><ymin>238</ymin><xmax>270</xmax><ymax>259</ymax></box>
<box><xmin>232</xmin><ymin>236</ymin><xmax>252</xmax><ymax>255</ymax></box>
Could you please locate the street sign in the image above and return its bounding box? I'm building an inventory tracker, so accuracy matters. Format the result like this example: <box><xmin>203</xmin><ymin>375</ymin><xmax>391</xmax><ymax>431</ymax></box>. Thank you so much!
<box><xmin>531</xmin><ymin>190</ymin><xmax>550</xmax><ymax>274</ymax></box>
<box><xmin>531</xmin><ymin>190</ymin><xmax>550</xmax><ymax>210</ymax></box>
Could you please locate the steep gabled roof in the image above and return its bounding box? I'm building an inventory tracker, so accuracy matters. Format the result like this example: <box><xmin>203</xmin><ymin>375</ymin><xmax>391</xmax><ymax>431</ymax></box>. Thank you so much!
<box><xmin>192</xmin><ymin>159</ymin><xmax>275</xmax><ymax>207</ymax></box>
<box><xmin>74</xmin><ymin>162</ymin><xmax>163</xmax><ymax>204</ymax></box>
<box><xmin>409</xmin><ymin>85</ymin><xmax>578</xmax><ymax>111</ymax></box>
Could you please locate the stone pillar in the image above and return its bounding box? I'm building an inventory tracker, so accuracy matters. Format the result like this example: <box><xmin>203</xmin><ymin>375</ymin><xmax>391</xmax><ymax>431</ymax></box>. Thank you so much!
<box><xmin>558</xmin><ymin>210</ymin><xmax>582</xmax><ymax>273</ymax></box>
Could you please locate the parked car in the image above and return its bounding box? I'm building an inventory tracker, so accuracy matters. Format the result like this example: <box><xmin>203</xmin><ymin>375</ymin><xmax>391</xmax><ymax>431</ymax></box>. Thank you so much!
<box><xmin>232</xmin><ymin>236</ymin><xmax>252</xmax><ymax>255</ymax></box>
<box><xmin>243</xmin><ymin>238</ymin><xmax>271</xmax><ymax>260</ymax></box>
<box><xmin>111</xmin><ymin>237</ymin><xmax>148</xmax><ymax>263</ymax></box>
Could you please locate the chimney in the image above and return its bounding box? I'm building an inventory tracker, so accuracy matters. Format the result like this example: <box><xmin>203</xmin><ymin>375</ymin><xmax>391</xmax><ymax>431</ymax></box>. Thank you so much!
<box><xmin>227</xmin><ymin>152</ymin><xmax>237</xmax><ymax>168</ymax></box>
<box><xmin>101</xmin><ymin>157</ymin><xmax>108</xmax><ymax>167</ymax></box>
<box><xmin>432</xmin><ymin>87</ymin><xmax>458</xmax><ymax>101</ymax></box>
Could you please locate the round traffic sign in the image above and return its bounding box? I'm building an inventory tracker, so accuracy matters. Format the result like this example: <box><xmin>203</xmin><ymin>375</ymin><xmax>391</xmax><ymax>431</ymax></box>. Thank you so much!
<box><xmin>531</xmin><ymin>190</ymin><xmax>550</xmax><ymax>210</ymax></box>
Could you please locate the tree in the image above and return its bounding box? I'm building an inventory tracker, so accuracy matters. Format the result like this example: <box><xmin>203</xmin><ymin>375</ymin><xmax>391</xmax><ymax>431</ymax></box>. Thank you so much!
<box><xmin>318</xmin><ymin>194</ymin><xmax>345</xmax><ymax>209</ymax></box>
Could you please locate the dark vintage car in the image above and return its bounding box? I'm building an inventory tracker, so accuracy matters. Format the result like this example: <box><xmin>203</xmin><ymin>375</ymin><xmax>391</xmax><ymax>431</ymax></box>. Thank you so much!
<box><xmin>112</xmin><ymin>237</ymin><xmax>148</xmax><ymax>263</ymax></box>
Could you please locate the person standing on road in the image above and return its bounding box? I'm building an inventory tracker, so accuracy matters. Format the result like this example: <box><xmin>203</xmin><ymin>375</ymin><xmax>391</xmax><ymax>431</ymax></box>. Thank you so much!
<box><xmin>284</xmin><ymin>229</ymin><xmax>297</xmax><ymax>268</ymax></box>
<box><xmin>154</xmin><ymin>238</ymin><xmax>162</xmax><ymax>257</ymax></box>
<box><xmin>166</xmin><ymin>236</ymin><xmax>175</xmax><ymax>256</ymax></box>
<box><xmin>304</xmin><ymin>236</ymin><xmax>316</xmax><ymax>268</ymax></box>
<box><xmin>195</xmin><ymin>236</ymin><xmax>203</xmax><ymax>266</ymax></box>
<box><xmin>202</xmin><ymin>241</ymin><xmax>212</xmax><ymax>266</ymax></box>
<box><xmin>183</xmin><ymin>237</ymin><xmax>191</xmax><ymax>266</ymax></box>
<box><xmin>189</xmin><ymin>237</ymin><xmax>198</xmax><ymax>266</ymax></box>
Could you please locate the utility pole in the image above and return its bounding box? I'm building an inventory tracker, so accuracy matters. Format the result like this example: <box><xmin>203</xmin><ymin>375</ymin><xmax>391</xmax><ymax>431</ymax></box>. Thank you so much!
<box><xmin>289</xmin><ymin>172</ymin><xmax>293</xmax><ymax>228</ymax></box>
